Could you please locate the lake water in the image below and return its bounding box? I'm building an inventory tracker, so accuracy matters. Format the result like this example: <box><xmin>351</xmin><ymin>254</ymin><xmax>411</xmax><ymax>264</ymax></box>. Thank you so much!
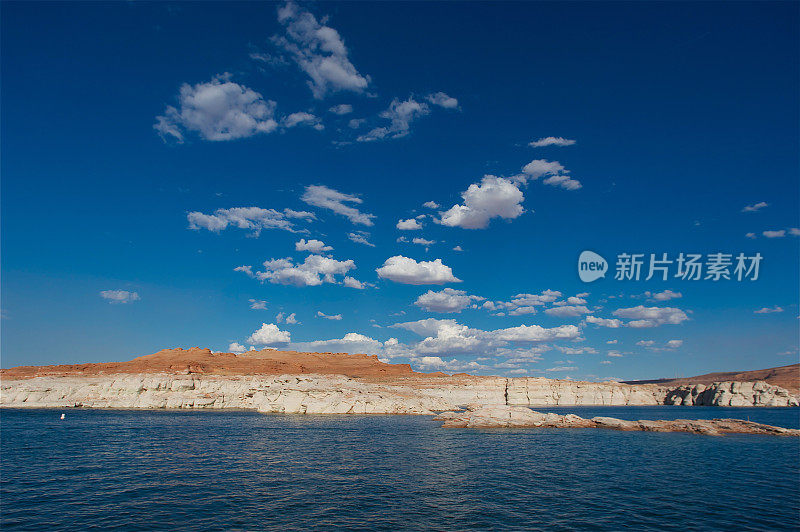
<box><xmin>2</xmin><ymin>407</ymin><xmax>799</xmax><ymax>531</ymax></box>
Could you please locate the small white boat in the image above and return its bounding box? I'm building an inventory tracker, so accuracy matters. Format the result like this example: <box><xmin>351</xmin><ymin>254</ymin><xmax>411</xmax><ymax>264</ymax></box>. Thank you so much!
<box><xmin>60</xmin><ymin>413</ymin><xmax>65</xmax><ymax>420</ymax></box>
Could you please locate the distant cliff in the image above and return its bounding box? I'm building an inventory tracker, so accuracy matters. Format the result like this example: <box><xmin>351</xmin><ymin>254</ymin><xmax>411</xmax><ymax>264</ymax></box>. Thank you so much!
<box><xmin>1</xmin><ymin>348</ymin><xmax>797</xmax><ymax>412</ymax></box>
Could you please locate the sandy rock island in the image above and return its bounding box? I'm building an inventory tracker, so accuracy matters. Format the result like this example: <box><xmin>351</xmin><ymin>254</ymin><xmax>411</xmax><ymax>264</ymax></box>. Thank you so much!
<box><xmin>435</xmin><ymin>405</ymin><xmax>800</xmax><ymax>436</ymax></box>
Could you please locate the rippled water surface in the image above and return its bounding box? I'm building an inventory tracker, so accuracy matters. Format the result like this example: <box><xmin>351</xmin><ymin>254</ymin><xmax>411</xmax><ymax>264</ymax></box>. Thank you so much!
<box><xmin>2</xmin><ymin>407</ymin><xmax>799</xmax><ymax>531</ymax></box>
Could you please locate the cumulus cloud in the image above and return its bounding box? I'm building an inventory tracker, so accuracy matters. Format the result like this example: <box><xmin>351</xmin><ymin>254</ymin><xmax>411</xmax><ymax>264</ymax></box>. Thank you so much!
<box><xmin>301</xmin><ymin>185</ymin><xmax>375</xmax><ymax>226</ymax></box>
<box><xmin>329</xmin><ymin>104</ymin><xmax>353</xmax><ymax>115</ymax></box>
<box><xmin>273</xmin><ymin>2</ymin><xmax>369</xmax><ymax>99</ymax></box>
<box><xmin>238</xmin><ymin>254</ymin><xmax>356</xmax><ymax>287</ymax></box>
<box><xmin>544</xmin><ymin>305</ymin><xmax>591</xmax><ymax>318</ymax></box>
<box><xmin>529</xmin><ymin>136</ymin><xmax>576</xmax><ymax>148</ymax></box>
<box><xmin>742</xmin><ymin>201</ymin><xmax>768</xmax><ymax>213</ymax></box>
<box><xmin>291</xmin><ymin>332</ymin><xmax>408</xmax><ymax>359</ymax></box>
<box><xmin>99</xmin><ymin>290</ymin><xmax>140</xmax><ymax>304</ymax></box>
<box><xmin>423</xmin><ymin>201</ymin><xmax>440</xmax><ymax>209</ymax></box>
<box><xmin>415</xmin><ymin>288</ymin><xmax>484</xmax><ymax>313</ymax></box>
<box><xmin>228</xmin><ymin>342</ymin><xmax>246</xmax><ymax>354</ymax></box>
<box><xmin>763</xmin><ymin>230</ymin><xmax>786</xmax><ymax>238</ymax></box>
<box><xmin>412</xmin><ymin>237</ymin><xmax>436</xmax><ymax>248</ymax></box>
<box><xmin>397</xmin><ymin>218</ymin><xmax>422</xmax><ymax>230</ymax></box>
<box><xmin>644</xmin><ymin>290</ymin><xmax>682</xmax><ymax>301</ymax></box>
<box><xmin>357</xmin><ymin>96</ymin><xmax>430</xmax><ymax>142</ymax></box>
<box><xmin>666</xmin><ymin>340</ymin><xmax>683</xmax><ymax>348</ymax></box>
<box><xmin>585</xmin><ymin>315</ymin><xmax>623</xmax><ymax>328</ymax></box>
<box><xmin>249</xmin><ymin>299</ymin><xmax>268</xmax><ymax>310</ymax></box>
<box><xmin>246</xmin><ymin>323</ymin><xmax>291</xmax><ymax>345</ymax></box>
<box><xmin>439</xmin><ymin>175</ymin><xmax>525</xmax><ymax>229</ymax></box>
<box><xmin>519</xmin><ymin>159</ymin><xmax>581</xmax><ymax>190</ymax></box>
<box><xmin>282</xmin><ymin>111</ymin><xmax>323</xmax><ymax>130</ymax></box>
<box><xmin>426</xmin><ymin>92</ymin><xmax>459</xmax><ymax>109</ymax></box>
<box><xmin>612</xmin><ymin>306</ymin><xmax>689</xmax><ymax>328</ymax></box>
<box><xmin>348</xmin><ymin>230</ymin><xmax>375</xmax><ymax>247</ymax></box>
<box><xmin>342</xmin><ymin>276</ymin><xmax>370</xmax><ymax>289</ymax></box>
<box><xmin>295</xmin><ymin>238</ymin><xmax>333</xmax><ymax>253</ymax></box>
<box><xmin>187</xmin><ymin>207</ymin><xmax>315</xmax><ymax>235</ymax></box>
<box><xmin>376</xmin><ymin>256</ymin><xmax>461</xmax><ymax>285</ymax></box>
<box><xmin>754</xmin><ymin>306</ymin><xmax>784</xmax><ymax>314</ymax></box>
<box><xmin>317</xmin><ymin>311</ymin><xmax>343</xmax><ymax>320</ymax></box>
<box><xmin>154</xmin><ymin>74</ymin><xmax>279</xmax><ymax>143</ymax></box>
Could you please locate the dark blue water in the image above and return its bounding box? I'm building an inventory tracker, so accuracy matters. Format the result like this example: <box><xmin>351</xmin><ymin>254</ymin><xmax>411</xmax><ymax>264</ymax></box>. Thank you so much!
<box><xmin>2</xmin><ymin>407</ymin><xmax>799</xmax><ymax>531</ymax></box>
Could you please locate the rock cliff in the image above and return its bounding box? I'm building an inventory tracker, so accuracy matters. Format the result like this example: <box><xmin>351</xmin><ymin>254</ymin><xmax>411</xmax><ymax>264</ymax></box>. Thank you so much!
<box><xmin>1</xmin><ymin>348</ymin><xmax>797</xmax><ymax>412</ymax></box>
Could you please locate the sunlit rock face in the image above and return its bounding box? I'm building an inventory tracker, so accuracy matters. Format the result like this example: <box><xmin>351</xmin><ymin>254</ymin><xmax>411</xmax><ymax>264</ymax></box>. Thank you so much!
<box><xmin>2</xmin><ymin>373</ymin><xmax>797</xmax><ymax>413</ymax></box>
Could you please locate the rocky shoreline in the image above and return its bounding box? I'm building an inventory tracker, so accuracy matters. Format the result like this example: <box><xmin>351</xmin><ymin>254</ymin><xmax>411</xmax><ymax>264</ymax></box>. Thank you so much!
<box><xmin>2</xmin><ymin>348</ymin><xmax>797</xmax><ymax>414</ymax></box>
<box><xmin>434</xmin><ymin>405</ymin><xmax>800</xmax><ymax>436</ymax></box>
<box><xmin>1</xmin><ymin>372</ymin><xmax>797</xmax><ymax>414</ymax></box>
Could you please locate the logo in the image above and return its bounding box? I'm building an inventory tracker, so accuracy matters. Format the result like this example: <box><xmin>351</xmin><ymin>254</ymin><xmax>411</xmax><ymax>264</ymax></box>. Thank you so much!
<box><xmin>578</xmin><ymin>250</ymin><xmax>607</xmax><ymax>283</ymax></box>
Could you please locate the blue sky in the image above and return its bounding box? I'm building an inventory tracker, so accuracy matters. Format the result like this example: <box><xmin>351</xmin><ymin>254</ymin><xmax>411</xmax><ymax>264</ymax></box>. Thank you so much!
<box><xmin>2</xmin><ymin>1</ymin><xmax>798</xmax><ymax>380</ymax></box>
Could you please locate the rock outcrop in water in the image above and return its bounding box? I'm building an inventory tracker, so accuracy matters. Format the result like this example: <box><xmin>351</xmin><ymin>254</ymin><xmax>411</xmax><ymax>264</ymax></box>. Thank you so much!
<box><xmin>435</xmin><ymin>405</ymin><xmax>800</xmax><ymax>436</ymax></box>
<box><xmin>1</xmin><ymin>348</ymin><xmax>798</xmax><ymax>411</ymax></box>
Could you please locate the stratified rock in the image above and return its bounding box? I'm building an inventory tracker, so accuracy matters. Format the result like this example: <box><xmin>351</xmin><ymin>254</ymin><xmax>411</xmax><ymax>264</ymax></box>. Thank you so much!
<box><xmin>434</xmin><ymin>405</ymin><xmax>800</xmax><ymax>436</ymax></box>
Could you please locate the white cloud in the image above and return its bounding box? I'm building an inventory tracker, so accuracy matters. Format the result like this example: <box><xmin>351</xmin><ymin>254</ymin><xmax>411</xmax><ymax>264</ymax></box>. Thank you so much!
<box><xmin>288</xmin><ymin>333</ymin><xmax>414</xmax><ymax>361</ymax></box>
<box><xmin>519</xmin><ymin>159</ymin><xmax>581</xmax><ymax>190</ymax></box>
<box><xmin>99</xmin><ymin>290</ymin><xmax>140</xmax><ymax>304</ymax></box>
<box><xmin>607</xmin><ymin>351</ymin><xmax>624</xmax><ymax>357</ymax></box>
<box><xmin>415</xmin><ymin>288</ymin><xmax>483</xmax><ymax>313</ymax></box>
<box><xmin>606</xmin><ymin>340</ymin><xmax>618</xmax><ymax>344</ymax></box>
<box><xmin>494</xmin><ymin>324</ymin><xmax>581</xmax><ymax>343</ymax></box>
<box><xmin>790</xmin><ymin>228</ymin><xmax>800</xmax><ymax>236</ymax></box>
<box><xmin>745</xmin><ymin>232</ymin><xmax>757</xmax><ymax>239</ymax></box>
<box><xmin>666</xmin><ymin>340</ymin><xmax>683</xmax><ymax>348</ymax></box>
<box><xmin>529</xmin><ymin>136</ymin><xmax>576</xmax><ymax>148</ymax></box>
<box><xmin>452</xmin><ymin>245</ymin><xmax>463</xmax><ymax>252</ymax></box>
<box><xmin>343</xmin><ymin>276</ymin><xmax>370</xmax><ymax>289</ymax></box>
<box><xmin>763</xmin><ymin>230</ymin><xmax>786</xmax><ymax>238</ymax></box>
<box><xmin>154</xmin><ymin>74</ymin><xmax>278</xmax><ymax>142</ymax></box>
<box><xmin>239</xmin><ymin>254</ymin><xmax>356</xmax><ymax>287</ymax></box>
<box><xmin>282</xmin><ymin>111</ymin><xmax>323</xmax><ymax>130</ymax></box>
<box><xmin>376</xmin><ymin>256</ymin><xmax>461</xmax><ymax>285</ymax></box>
<box><xmin>317</xmin><ymin>311</ymin><xmax>343</xmax><ymax>320</ymax></box>
<box><xmin>187</xmin><ymin>207</ymin><xmax>315</xmax><ymax>235</ymax></box>
<box><xmin>295</xmin><ymin>238</ymin><xmax>333</xmax><ymax>253</ymax></box>
<box><xmin>329</xmin><ymin>104</ymin><xmax>353</xmax><ymax>115</ymax></box>
<box><xmin>246</xmin><ymin>323</ymin><xmax>291</xmax><ymax>345</ymax></box>
<box><xmin>546</xmin><ymin>366</ymin><xmax>577</xmax><ymax>372</ymax></box>
<box><xmin>555</xmin><ymin>346</ymin><xmax>598</xmax><ymax>355</ymax></box>
<box><xmin>542</xmin><ymin>174</ymin><xmax>582</xmax><ymax>191</ymax></box>
<box><xmin>754</xmin><ymin>306</ymin><xmax>784</xmax><ymax>314</ymax></box>
<box><xmin>742</xmin><ymin>201</ymin><xmax>768</xmax><ymax>213</ymax></box>
<box><xmin>636</xmin><ymin>340</ymin><xmax>655</xmax><ymax>347</ymax></box>
<box><xmin>249</xmin><ymin>299</ymin><xmax>268</xmax><ymax>310</ymax></box>
<box><xmin>285</xmin><ymin>313</ymin><xmax>299</xmax><ymax>324</ymax></box>
<box><xmin>423</xmin><ymin>201</ymin><xmax>440</xmax><ymax>209</ymax></box>
<box><xmin>301</xmin><ymin>185</ymin><xmax>375</xmax><ymax>226</ymax></box>
<box><xmin>397</xmin><ymin>218</ymin><xmax>422</xmax><ymax>230</ymax></box>
<box><xmin>585</xmin><ymin>315</ymin><xmax>623</xmax><ymax>328</ymax></box>
<box><xmin>644</xmin><ymin>289</ymin><xmax>682</xmax><ymax>301</ymax></box>
<box><xmin>426</xmin><ymin>92</ymin><xmax>459</xmax><ymax>109</ymax></box>
<box><xmin>228</xmin><ymin>342</ymin><xmax>248</xmax><ymax>354</ymax></box>
<box><xmin>439</xmin><ymin>175</ymin><xmax>524</xmax><ymax>229</ymax></box>
<box><xmin>357</xmin><ymin>97</ymin><xmax>430</xmax><ymax>142</ymax></box>
<box><xmin>393</xmin><ymin>318</ymin><xmax>578</xmax><ymax>357</ymax></box>
<box><xmin>520</xmin><ymin>159</ymin><xmax>565</xmax><ymax>179</ymax></box>
<box><xmin>612</xmin><ymin>306</ymin><xmax>689</xmax><ymax>328</ymax></box>
<box><xmin>544</xmin><ymin>305</ymin><xmax>590</xmax><ymax>318</ymax></box>
<box><xmin>273</xmin><ymin>2</ymin><xmax>370</xmax><ymax>99</ymax></box>
<box><xmin>412</xmin><ymin>237</ymin><xmax>436</xmax><ymax>247</ymax></box>
<box><xmin>348</xmin><ymin>230</ymin><xmax>375</xmax><ymax>247</ymax></box>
